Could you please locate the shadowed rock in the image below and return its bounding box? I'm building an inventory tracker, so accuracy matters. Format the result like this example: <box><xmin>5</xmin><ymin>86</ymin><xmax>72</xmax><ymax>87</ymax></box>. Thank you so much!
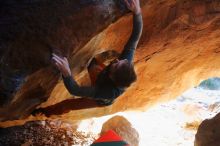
<box><xmin>195</xmin><ymin>112</ymin><xmax>220</xmax><ymax>146</ymax></box>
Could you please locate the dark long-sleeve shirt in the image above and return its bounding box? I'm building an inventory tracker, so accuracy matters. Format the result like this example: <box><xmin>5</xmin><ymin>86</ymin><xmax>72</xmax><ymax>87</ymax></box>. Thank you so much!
<box><xmin>63</xmin><ymin>13</ymin><xmax>143</xmax><ymax>105</ymax></box>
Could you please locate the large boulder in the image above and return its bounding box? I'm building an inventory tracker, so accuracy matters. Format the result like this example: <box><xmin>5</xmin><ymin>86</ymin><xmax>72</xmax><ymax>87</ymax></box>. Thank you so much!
<box><xmin>195</xmin><ymin>112</ymin><xmax>220</xmax><ymax>146</ymax></box>
<box><xmin>101</xmin><ymin>115</ymin><xmax>139</xmax><ymax>146</ymax></box>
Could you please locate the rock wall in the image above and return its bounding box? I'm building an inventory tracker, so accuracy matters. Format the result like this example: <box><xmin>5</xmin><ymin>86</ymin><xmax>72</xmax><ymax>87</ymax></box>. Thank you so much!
<box><xmin>1</xmin><ymin>0</ymin><xmax>220</xmax><ymax>127</ymax></box>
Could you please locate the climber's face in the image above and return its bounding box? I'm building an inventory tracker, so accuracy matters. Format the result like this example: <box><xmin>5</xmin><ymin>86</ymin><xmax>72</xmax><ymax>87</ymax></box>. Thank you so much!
<box><xmin>109</xmin><ymin>59</ymin><xmax>129</xmax><ymax>80</ymax></box>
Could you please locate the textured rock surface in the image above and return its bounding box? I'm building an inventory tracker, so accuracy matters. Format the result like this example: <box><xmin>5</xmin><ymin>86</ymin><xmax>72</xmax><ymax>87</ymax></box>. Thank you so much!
<box><xmin>1</xmin><ymin>0</ymin><xmax>220</xmax><ymax>126</ymax></box>
<box><xmin>101</xmin><ymin>116</ymin><xmax>139</xmax><ymax>146</ymax></box>
<box><xmin>114</xmin><ymin>0</ymin><xmax>220</xmax><ymax>112</ymax></box>
<box><xmin>195</xmin><ymin>112</ymin><xmax>220</xmax><ymax>146</ymax></box>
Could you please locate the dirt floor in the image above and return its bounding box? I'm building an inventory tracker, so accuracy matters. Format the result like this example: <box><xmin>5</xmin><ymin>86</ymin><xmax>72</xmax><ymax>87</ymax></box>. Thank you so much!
<box><xmin>0</xmin><ymin>120</ymin><xmax>96</xmax><ymax>146</ymax></box>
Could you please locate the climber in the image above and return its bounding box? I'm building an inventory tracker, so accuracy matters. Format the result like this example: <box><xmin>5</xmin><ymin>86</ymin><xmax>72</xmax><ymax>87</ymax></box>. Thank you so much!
<box><xmin>52</xmin><ymin>0</ymin><xmax>143</xmax><ymax>106</ymax></box>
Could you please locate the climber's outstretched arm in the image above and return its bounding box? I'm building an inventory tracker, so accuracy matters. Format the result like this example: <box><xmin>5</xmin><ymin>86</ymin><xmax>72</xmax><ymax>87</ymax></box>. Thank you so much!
<box><xmin>119</xmin><ymin>0</ymin><xmax>143</xmax><ymax>62</ymax></box>
<box><xmin>52</xmin><ymin>53</ymin><xmax>96</xmax><ymax>97</ymax></box>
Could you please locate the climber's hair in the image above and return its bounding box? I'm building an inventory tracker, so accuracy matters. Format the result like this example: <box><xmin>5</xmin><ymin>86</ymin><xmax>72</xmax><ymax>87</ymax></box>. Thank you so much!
<box><xmin>111</xmin><ymin>62</ymin><xmax>137</xmax><ymax>88</ymax></box>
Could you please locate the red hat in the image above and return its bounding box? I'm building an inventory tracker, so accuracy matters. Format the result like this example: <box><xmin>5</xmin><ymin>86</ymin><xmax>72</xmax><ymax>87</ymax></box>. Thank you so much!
<box><xmin>91</xmin><ymin>130</ymin><xmax>129</xmax><ymax>146</ymax></box>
